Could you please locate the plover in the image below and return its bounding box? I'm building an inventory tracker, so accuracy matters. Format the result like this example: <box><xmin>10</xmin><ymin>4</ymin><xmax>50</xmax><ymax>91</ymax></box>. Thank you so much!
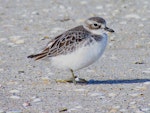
<box><xmin>28</xmin><ymin>17</ymin><xmax>114</xmax><ymax>84</ymax></box>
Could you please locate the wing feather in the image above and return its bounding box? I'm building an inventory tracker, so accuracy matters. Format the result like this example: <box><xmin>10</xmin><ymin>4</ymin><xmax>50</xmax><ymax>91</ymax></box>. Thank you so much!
<box><xmin>27</xmin><ymin>26</ymin><xmax>90</xmax><ymax>60</ymax></box>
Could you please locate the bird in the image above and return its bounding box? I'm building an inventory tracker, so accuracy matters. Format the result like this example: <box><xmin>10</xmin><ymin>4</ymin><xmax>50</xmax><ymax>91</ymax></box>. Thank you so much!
<box><xmin>27</xmin><ymin>17</ymin><xmax>114</xmax><ymax>84</ymax></box>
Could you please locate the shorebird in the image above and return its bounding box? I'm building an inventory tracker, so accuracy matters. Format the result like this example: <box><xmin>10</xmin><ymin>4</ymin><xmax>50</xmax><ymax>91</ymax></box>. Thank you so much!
<box><xmin>28</xmin><ymin>17</ymin><xmax>114</xmax><ymax>84</ymax></box>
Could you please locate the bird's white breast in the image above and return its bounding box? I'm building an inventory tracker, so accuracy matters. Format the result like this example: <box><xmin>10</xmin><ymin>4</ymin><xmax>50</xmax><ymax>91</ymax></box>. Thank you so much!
<box><xmin>51</xmin><ymin>33</ymin><xmax>108</xmax><ymax>71</ymax></box>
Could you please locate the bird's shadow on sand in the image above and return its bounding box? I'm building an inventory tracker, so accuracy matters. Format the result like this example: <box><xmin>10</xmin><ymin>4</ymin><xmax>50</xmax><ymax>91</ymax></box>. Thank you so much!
<box><xmin>87</xmin><ymin>79</ymin><xmax>150</xmax><ymax>85</ymax></box>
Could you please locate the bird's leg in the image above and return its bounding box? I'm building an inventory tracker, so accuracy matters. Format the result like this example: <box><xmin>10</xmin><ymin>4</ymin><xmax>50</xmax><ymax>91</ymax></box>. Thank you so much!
<box><xmin>55</xmin><ymin>69</ymin><xmax>76</xmax><ymax>84</ymax></box>
<box><xmin>70</xmin><ymin>69</ymin><xmax>87</xmax><ymax>84</ymax></box>
<box><xmin>55</xmin><ymin>69</ymin><xmax>87</xmax><ymax>84</ymax></box>
<box><xmin>70</xmin><ymin>69</ymin><xmax>76</xmax><ymax>85</ymax></box>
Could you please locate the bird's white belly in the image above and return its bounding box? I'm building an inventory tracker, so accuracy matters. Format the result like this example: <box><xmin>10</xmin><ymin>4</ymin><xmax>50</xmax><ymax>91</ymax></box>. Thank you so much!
<box><xmin>51</xmin><ymin>35</ymin><xmax>107</xmax><ymax>71</ymax></box>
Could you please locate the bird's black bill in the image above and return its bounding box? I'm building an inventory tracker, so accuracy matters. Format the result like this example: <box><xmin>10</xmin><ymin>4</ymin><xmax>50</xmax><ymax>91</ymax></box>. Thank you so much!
<box><xmin>104</xmin><ymin>27</ymin><xmax>114</xmax><ymax>32</ymax></box>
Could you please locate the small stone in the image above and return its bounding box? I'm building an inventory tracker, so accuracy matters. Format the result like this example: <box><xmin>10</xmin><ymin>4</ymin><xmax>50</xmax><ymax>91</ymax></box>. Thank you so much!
<box><xmin>96</xmin><ymin>6</ymin><xmax>103</xmax><ymax>9</ymax></box>
<box><xmin>59</xmin><ymin>17</ymin><xmax>70</xmax><ymax>22</ymax></box>
<box><xmin>9</xmin><ymin>36</ymin><xmax>24</xmax><ymax>44</ymax></box>
<box><xmin>135</xmin><ymin>86</ymin><xmax>147</xmax><ymax>91</ymax></box>
<box><xmin>134</xmin><ymin>60</ymin><xmax>144</xmax><ymax>64</ymax></box>
<box><xmin>31</xmin><ymin>96</ymin><xmax>37</xmax><ymax>99</ymax></box>
<box><xmin>135</xmin><ymin>43</ymin><xmax>143</xmax><ymax>48</ymax></box>
<box><xmin>50</xmin><ymin>27</ymin><xmax>64</xmax><ymax>34</ymax></box>
<box><xmin>18</xmin><ymin>71</ymin><xmax>25</xmax><ymax>74</ymax></box>
<box><xmin>0</xmin><ymin>68</ymin><xmax>4</xmax><ymax>72</ymax></box>
<box><xmin>6</xmin><ymin>110</ymin><xmax>22</xmax><ymax>113</ymax></box>
<box><xmin>125</xmin><ymin>14</ymin><xmax>140</xmax><ymax>19</ymax></box>
<box><xmin>142</xmin><ymin>69</ymin><xmax>150</xmax><ymax>74</ymax></box>
<box><xmin>22</xmin><ymin>102</ymin><xmax>31</xmax><ymax>107</ymax></box>
<box><xmin>110</xmin><ymin>55</ymin><xmax>117</xmax><ymax>60</ymax></box>
<box><xmin>141</xmin><ymin>108</ymin><xmax>150</xmax><ymax>112</ymax></box>
<box><xmin>59</xmin><ymin>108</ymin><xmax>67</xmax><ymax>112</ymax></box>
<box><xmin>0</xmin><ymin>38</ymin><xmax>7</xmax><ymax>42</ymax></box>
<box><xmin>10</xmin><ymin>95</ymin><xmax>20</xmax><ymax>99</ymax></box>
<box><xmin>0</xmin><ymin>84</ymin><xmax>2</xmax><ymax>88</ymax></box>
<box><xmin>110</xmin><ymin>36</ymin><xmax>115</xmax><ymax>41</ymax></box>
<box><xmin>68</xmin><ymin>106</ymin><xmax>82</xmax><ymax>112</ymax></box>
<box><xmin>89</xmin><ymin>92</ymin><xmax>105</xmax><ymax>99</ymax></box>
<box><xmin>32</xmin><ymin>98</ymin><xmax>42</xmax><ymax>103</ymax></box>
<box><xmin>14</xmin><ymin>39</ymin><xmax>24</xmax><ymax>44</ymax></box>
<box><xmin>41</xmin><ymin>77</ymin><xmax>50</xmax><ymax>84</ymax></box>
<box><xmin>138</xmin><ymin>24</ymin><xmax>144</xmax><ymax>27</ymax></box>
<box><xmin>119</xmin><ymin>21</ymin><xmax>127</xmax><ymax>25</ymax></box>
<box><xmin>0</xmin><ymin>109</ymin><xmax>6</xmax><ymax>113</ymax></box>
<box><xmin>41</xmin><ymin>36</ymin><xmax>50</xmax><ymax>40</ymax></box>
<box><xmin>9</xmin><ymin>90</ymin><xmax>20</xmax><ymax>94</ymax></box>
<box><xmin>31</xmin><ymin>11</ymin><xmax>39</xmax><ymax>15</ymax></box>
<box><xmin>144</xmin><ymin>81</ymin><xmax>150</xmax><ymax>85</ymax></box>
<box><xmin>74</xmin><ymin>88</ymin><xmax>86</xmax><ymax>92</ymax></box>
<box><xmin>108</xmin><ymin>93</ymin><xmax>116</xmax><ymax>97</ymax></box>
<box><xmin>109</xmin><ymin>108</ymin><xmax>117</xmax><ymax>113</ymax></box>
<box><xmin>119</xmin><ymin>109</ymin><xmax>126</xmax><ymax>112</ymax></box>
<box><xmin>7</xmin><ymin>43</ymin><xmax>16</xmax><ymax>47</ymax></box>
<box><xmin>86</xmin><ymin>69</ymin><xmax>95</xmax><ymax>73</ymax></box>
<box><xmin>129</xmin><ymin>93</ymin><xmax>139</xmax><ymax>97</ymax></box>
<box><xmin>80</xmin><ymin>1</ymin><xmax>87</xmax><ymax>5</ymax></box>
<box><xmin>129</xmin><ymin>101</ymin><xmax>136</xmax><ymax>105</ymax></box>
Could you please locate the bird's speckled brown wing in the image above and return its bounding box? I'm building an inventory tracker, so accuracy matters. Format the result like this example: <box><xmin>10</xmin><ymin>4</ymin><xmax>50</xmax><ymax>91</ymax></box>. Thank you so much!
<box><xmin>27</xmin><ymin>26</ymin><xmax>93</xmax><ymax>60</ymax></box>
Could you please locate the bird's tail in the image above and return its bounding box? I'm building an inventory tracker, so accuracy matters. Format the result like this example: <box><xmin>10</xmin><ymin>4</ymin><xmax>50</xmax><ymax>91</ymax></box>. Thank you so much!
<box><xmin>27</xmin><ymin>52</ymin><xmax>47</xmax><ymax>60</ymax></box>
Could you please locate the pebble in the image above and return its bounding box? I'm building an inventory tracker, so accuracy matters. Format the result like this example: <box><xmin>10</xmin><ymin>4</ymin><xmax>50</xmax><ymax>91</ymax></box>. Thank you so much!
<box><xmin>129</xmin><ymin>93</ymin><xmax>139</xmax><ymax>97</ymax></box>
<box><xmin>68</xmin><ymin>106</ymin><xmax>82</xmax><ymax>112</ymax></box>
<box><xmin>108</xmin><ymin>93</ymin><xmax>116</xmax><ymax>97</ymax></box>
<box><xmin>135</xmin><ymin>86</ymin><xmax>147</xmax><ymax>91</ymax></box>
<box><xmin>10</xmin><ymin>95</ymin><xmax>20</xmax><ymax>99</ymax></box>
<box><xmin>86</xmin><ymin>69</ymin><xmax>95</xmax><ymax>73</ymax></box>
<box><xmin>142</xmin><ymin>68</ymin><xmax>150</xmax><ymax>74</ymax></box>
<box><xmin>0</xmin><ymin>84</ymin><xmax>2</xmax><ymax>88</ymax></box>
<box><xmin>9</xmin><ymin>36</ymin><xmax>24</xmax><ymax>44</ymax></box>
<box><xmin>6</xmin><ymin>110</ymin><xmax>22</xmax><ymax>113</ymax></box>
<box><xmin>7</xmin><ymin>43</ymin><xmax>16</xmax><ymax>47</ymax></box>
<box><xmin>125</xmin><ymin>14</ymin><xmax>140</xmax><ymax>19</ymax></box>
<box><xmin>89</xmin><ymin>92</ymin><xmax>105</xmax><ymax>99</ymax></box>
<box><xmin>119</xmin><ymin>109</ymin><xmax>126</xmax><ymax>112</ymax></box>
<box><xmin>32</xmin><ymin>98</ymin><xmax>42</xmax><ymax>103</ymax></box>
<box><xmin>138</xmin><ymin>24</ymin><xmax>144</xmax><ymax>27</ymax></box>
<box><xmin>141</xmin><ymin>108</ymin><xmax>150</xmax><ymax>112</ymax></box>
<box><xmin>110</xmin><ymin>55</ymin><xmax>117</xmax><ymax>60</ymax></box>
<box><xmin>134</xmin><ymin>60</ymin><xmax>144</xmax><ymax>64</ymax></box>
<box><xmin>112</xmin><ymin>105</ymin><xmax>120</xmax><ymax>109</ymax></box>
<box><xmin>80</xmin><ymin>1</ymin><xmax>88</xmax><ymax>5</ymax></box>
<box><xmin>129</xmin><ymin>101</ymin><xmax>136</xmax><ymax>105</ymax></box>
<box><xmin>9</xmin><ymin>90</ymin><xmax>20</xmax><ymax>94</ymax></box>
<box><xmin>109</xmin><ymin>108</ymin><xmax>118</xmax><ymax>113</ymax></box>
<box><xmin>74</xmin><ymin>88</ymin><xmax>86</xmax><ymax>92</ymax></box>
<box><xmin>119</xmin><ymin>21</ymin><xmax>127</xmax><ymax>25</ymax></box>
<box><xmin>14</xmin><ymin>39</ymin><xmax>24</xmax><ymax>44</ymax></box>
<box><xmin>0</xmin><ymin>110</ymin><xmax>5</xmax><ymax>113</ymax></box>
<box><xmin>22</xmin><ymin>102</ymin><xmax>31</xmax><ymax>107</ymax></box>
<box><xmin>110</xmin><ymin>36</ymin><xmax>115</xmax><ymax>41</ymax></box>
<box><xmin>42</xmin><ymin>9</ymin><xmax>49</xmax><ymax>13</ymax></box>
<box><xmin>96</xmin><ymin>6</ymin><xmax>103</xmax><ymax>10</ymax></box>
<box><xmin>0</xmin><ymin>68</ymin><xmax>4</xmax><ymax>72</ymax></box>
<box><xmin>31</xmin><ymin>11</ymin><xmax>39</xmax><ymax>15</ymax></box>
<box><xmin>0</xmin><ymin>38</ymin><xmax>7</xmax><ymax>42</ymax></box>
<box><xmin>41</xmin><ymin>77</ymin><xmax>50</xmax><ymax>84</ymax></box>
<box><xmin>50</xmin><ymin>27</ymin><xmax>64</xmax><ymax>34</ymax></box>
<box><xmin>59</xmin><ymin>108</ymin><xmax>67</xmax><ymax>112</ymax></box>
<box><xmin>143</xmin><ymin>81</ymin><xmax>150</xmax><ymax>85</ymax></box>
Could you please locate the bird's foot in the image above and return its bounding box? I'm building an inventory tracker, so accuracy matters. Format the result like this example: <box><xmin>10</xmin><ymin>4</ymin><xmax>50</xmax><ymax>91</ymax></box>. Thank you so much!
<box><xmin>55</xmin><ymin>76</ymin><xmax>88</xmax><ymax>84</ymax></box>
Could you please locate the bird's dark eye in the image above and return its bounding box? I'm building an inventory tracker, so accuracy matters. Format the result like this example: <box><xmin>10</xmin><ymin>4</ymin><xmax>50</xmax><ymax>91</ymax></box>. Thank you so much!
<box><xmin>94</xmin><ymin>24</ymin><xmax>98</xmax><ymax>26</ymax></box>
